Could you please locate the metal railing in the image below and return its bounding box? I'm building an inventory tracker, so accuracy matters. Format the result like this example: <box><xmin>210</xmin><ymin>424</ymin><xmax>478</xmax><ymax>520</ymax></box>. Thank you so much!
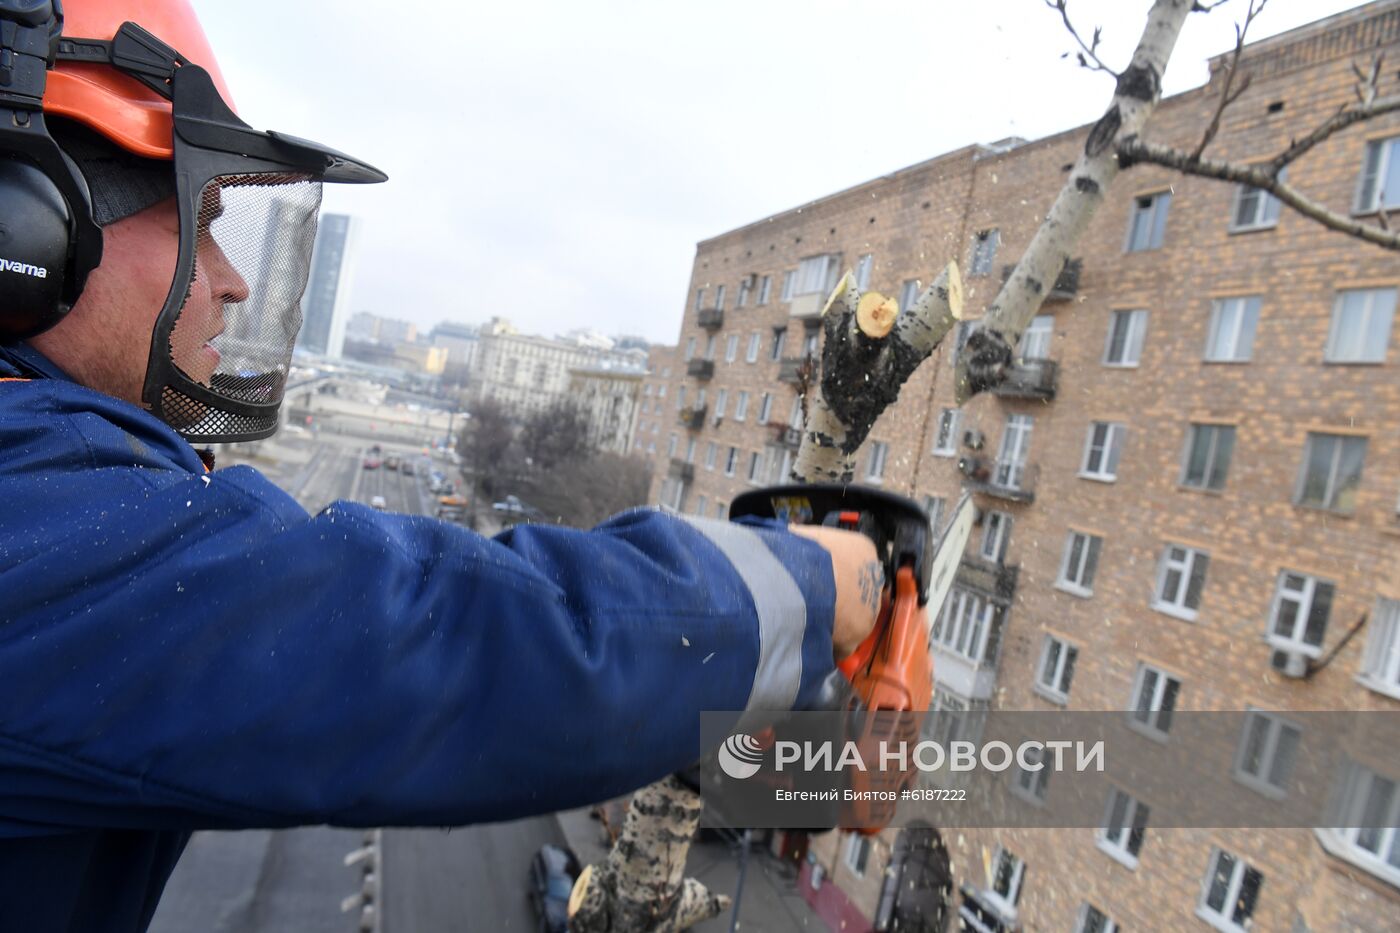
<box><xmin>678</xmin><ymin>406</ymin><xmax>706</xmax><ymax>430</ymax></box>
<box><xmin>686</xmin><ymin>358</ymin><xmax>714</xmax><ymax>379</ymax></box>
<box><xmin>697</xmin><ymin>308</ymin><xmax>724</xmax><ymax>329</ymax></box>
<box><xmin>668</xmin><ymin>458</ymin><xmax>695</xmax><ymax>482</ymax></box>
<box><xmin>991</xmin><ymin>358</ymin><xmax>1058</xmax><ymax>400</ymax></box>
<box><xmin>958</xmin><ymin>457</ymin><xmax>1039</xmax><ymax>503</ymax></box>
<box><xmin>957</xmin><ymin>555</ymin><xmax>1020</xmax><ymax>605</ymax></box>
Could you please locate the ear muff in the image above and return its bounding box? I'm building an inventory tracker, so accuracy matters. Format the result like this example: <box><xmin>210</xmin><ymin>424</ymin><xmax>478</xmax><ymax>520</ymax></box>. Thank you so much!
<box><xmin>0</xmin><ymin>158</ymin><xmax>76</xmax><ymax>341</ymax></box>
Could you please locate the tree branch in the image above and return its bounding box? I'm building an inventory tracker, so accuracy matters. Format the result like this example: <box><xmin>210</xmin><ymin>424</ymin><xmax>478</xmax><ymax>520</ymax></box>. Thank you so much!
<box><xmin>1046</xmin><ymin>0</ymin><xmax>1120</xmax><ymax>77</ymax></box>
<box><xmin>1118</xmin><ymin>136</ymin><xmax>1400</xmax><ymax>250</ymax></box>
<box><xmin>1191</xmin><ymin>0</ymin><xmax>1266</xmax><ymax>160</ymax></box>
<box><xmin>955</xmin><ymin>0</ymin><xmax>1196</xmax><ymax>403</ymax></box>
<box><xmin>1271</xmin><ymin>56</ymin><xmax>1396</xmax><ymax>171</ymax></box>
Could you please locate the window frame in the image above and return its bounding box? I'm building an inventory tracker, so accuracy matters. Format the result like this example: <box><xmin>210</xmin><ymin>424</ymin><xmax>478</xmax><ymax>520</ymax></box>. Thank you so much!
<box><xmin>704</xmin><ymin>441</ymin><xmax>717</xmax><ymax>471</ymax></box>
<box><xmin>1096</xmin><ymin>786</ymin><xmax>1150</xmax><ymax>869</ymax></box>
<box><xmin>1180</xmin><ymin>423</ymin><xmax>1236</xmax><ymax>492</ymax></box>
<box><xmin>770</xmin><ymin>327</ymin><xmax>787</xmax><ymax>361</ymax></box>
<box><xmin>724</xmin><ymin>446</ymin><xmax>738</xmax><ymax>477</ymax></box>
<box><xmin>1035</xmin><ymin>635</ymin><xmax>1078</xmax><ymax>704</ymax></box>
<box><xmin>1321</xmin><ymin>759</ymin><xmax>1400</xmax><ymax>887</ymax></box>
<box><xmin>980</xmin><ymin>510</ymin><xmax>1013</xmax><ymax>564</ymax></box>
<box><xmin>733</xmin><ymin>391</ymin><xmax>749</xmax><ymax>422</ymax></box>
<box><xmin>1076</xmin><ymin>903</ymin><xmax>1119</xmax><ymax>933</ymax></box>
<box><xmin>758</xmin><ymin>392</ymin><xmax>773</xmax><ymax>425</ymax></box>
<box><xmin>757</xmin><ymin>274</ymin><xmax>772</xmax><ymax>306</ymax></box>
<box><xmin>866</xmin><ymin>440</ymin><xmax>888</xmax><ymax>484</ymax></box>
<box><xmin>1103</xmin><ymin>309</ymin><xmax>1148</xmax><ymax>367</ymax></box>
<box><xmin>1129</xmin><ymin>663</ymin><xmax>1181</xmax><ymax>739</ymax></box>
<box><xmin>855</xmin><ymin>253</ymin><xmax>874</xmax><ymax>290</ymax></box>
<box><xmin>1266</xmin><ymin>571</ymin><xmax>1334</xmax><ymax>657</ymax></box>
<box><xmin>930</xmin><ymin>588</ymin><xmax>1003</xmax><ymax>666</ymax></box>
<box><xmin>1353</xmin><ymin>135</ymin><xmax>1400</xmax><ymax>214</ymax></box>
<box><xmin>899</xmin><ymin>279</ymin><xmax>920</xmax><ymax>311</ymax></box>
<box><xmin>1294</xmin><ymin>432</ymin><xmax>1367</xmax><ymax>513</ymax></box>
<box><xmin>969</xmin><ymin>228</ymin><xmax>1000</xmax><ymax>277</ymax></box>
<box><xmin>843</xmin><ymin>833</ymin><xmax>871</xmax><ymax>877</ymax></box>
<box><xmin>1057</xmin><ymin>531</ymin><xmax>1102</xmax><ymax>597</ymax></box>
<box><xmin>746</xmin><ymin>331</ymin><xmax>761</xmax><ymax>363</ymax></box>
<box><xmin>1018</xmin><ymin>314</ymin><xmax>1053</xmax><ymax>361</ymax></box>
<box><xmin>1124</xmin><ymin>190</ymin><xmax>1171</xmax><ymax>252</ymax></box>
<box><xmin>1232</xmin><ymin>708</ymin><xmax>1302</xmax><ymax>800</ymax></box>
<box><xmin>747</xmin><ymin>450</ymin><xmax>762</xmax><ymax>483</ymax></box>
<box><xmin>1359</xmin><ymin>597</ymin><xmax>1400</xmax><ymax>700</ymax></box>
<box><xmin>1010</xmin><ymin>743</ymin><xmax>1050</xmax><ymax>805</ymax></box>
<box><xmin>1325</xmin><ymin>287</ymin><xmax>1395</xmax><ymax>364</ymax></box>
<box><xmin>1229</xmin><ymin>179</ymin><xmax>1282</xmax><ymax>232</ymax></box>
<box><xmin>1196</xmin><ymin>847</ymin><xmax>1264</xmax><ymax>933</ymax></box>
<box><xmin>932</xmin><ymin>408</ymin><xmax>960</xmax><ymax>456</ymax></box>
<box><xmin>1152</xmin><ymin>544</ymin><xmax>1209</xmax><ymax>622</ymax></box>
<box><xmin>1204</xmin><ymin>296</ymin><xmax>1261</xmax><ymax>363</ymax></box>
<box><xmin>724</xmin><ymin>334</ymin><xmax>739</xmax><ymax>364</ymax></box>
<box><xmin>1080</xmin><ymin>421</ymin><xmax>1125</xmax><ymax>482</ymax></box>
<box><xmin>985</xmin><ymin>846</ymin><xmax>1024</xmax><ymax>916</ymax></box>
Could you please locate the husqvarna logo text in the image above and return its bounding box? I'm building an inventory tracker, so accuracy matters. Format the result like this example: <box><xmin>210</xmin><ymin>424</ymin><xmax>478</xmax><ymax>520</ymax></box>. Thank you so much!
<box><xmin>0</xmin><ymin>257</ymin><xmax>48</xmax><ymax>279</ymax></box>
<box><xmin>717</xmin><ymin>734</ymin><xmax>765</xmax><ymax>779</ymax></box>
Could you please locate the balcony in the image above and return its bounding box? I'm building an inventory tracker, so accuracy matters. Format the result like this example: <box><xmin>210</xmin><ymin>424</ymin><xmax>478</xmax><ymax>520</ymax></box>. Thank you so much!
<box><xmin>787</xmin><ymin>292</ymin><xmax>827</xmax><ymax>320</ymax></box>
<box><xmin>990</xmin><ymin>358</ymin><xmax>1057</xmax><ymax>400</ymax></box>
<box><xmin>1002</xmin><ymin>257</ymin><xmax>1080</xmax><ymax>302</ymax></box>
<box><xmin>667</xmin><ymin>458</ymin><xmax>694</xmax><ymax>482</ymax></box>
<box><xmin>697</xmin><ymin>308</ymin><xmax>724</xmax><ymax>330</ymax></box>
<box><xmin>686</xmin><ymin>358</ymin><xmax>714</xmax><ymax>380</ymax></box>
<box><xmin>957</xmin><ymin>555</ymin><xmax>1019</xmax><ymax>606</ymax></box>
<box><xmin>958</xmin><ymin>457</ymin><xmax>1038</xmax><ymax>503</ymax></box>
<box><xmin>678</xmin><ymin>406</ymin><xmax>706</xmax><ymax>430</ymax></box>
<box><xmin>928</xmin><ymin>643</ymin><xmax>999</xmax><ymax>702</ymax></box>
<box><xmin>778</xmin><ymin>355</ymin><xmax>815</xmax><ymax>385</ymax></box>
<box><xmin>774</xmin><ymin>423</ymin><xmax>803</xmax><ymax>448</ymax></box>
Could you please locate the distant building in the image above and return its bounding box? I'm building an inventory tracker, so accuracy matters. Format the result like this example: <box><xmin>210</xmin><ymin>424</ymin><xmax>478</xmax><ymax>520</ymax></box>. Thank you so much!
<box><xmin>299</xmin><ymin>213</ymin><xmax>360</xmax><ymax>358</ymax></box>
<box><xmin>429</xmin><ymin>321</ymin><xmax>480</xmax><ymax>384</ymax></box>
<box><xmin>568</xmin><ymin>367</ymin><xmax>643</xmax><ymax>455</ymax></box>
<box><xmin>470</xmin><ymin>318</ymin><xmax>646</xmax><ymax>419</ymax></box>
<box><xmin>630</xmin><ymin>344</ymin><xmax>678</xmax><ymax>462</ymax></box>
<box><xmin>392</xmin><ymin>343</ymin><xmax>449</xmax><ymax>376</ymax></box>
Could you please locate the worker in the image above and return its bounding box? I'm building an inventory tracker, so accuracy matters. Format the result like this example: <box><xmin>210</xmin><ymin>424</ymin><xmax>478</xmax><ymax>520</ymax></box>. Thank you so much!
<box><xmin>0</xmin><ymin>3</ymin><xmax>879</xmax><ymax>931</ymax></box>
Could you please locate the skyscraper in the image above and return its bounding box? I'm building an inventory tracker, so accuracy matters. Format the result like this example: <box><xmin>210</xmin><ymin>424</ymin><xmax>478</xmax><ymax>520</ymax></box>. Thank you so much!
<box><xmin>299</xmin><ymin>213</ymin><xmax>359</xmax><ymax>358</ymax></box>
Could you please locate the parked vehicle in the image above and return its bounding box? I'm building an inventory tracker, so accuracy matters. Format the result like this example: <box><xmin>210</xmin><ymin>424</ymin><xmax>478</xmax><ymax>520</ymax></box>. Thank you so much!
<box><xmin>400</xmin><ymin>461</ymin><xmax>414</xmax><ymax>476</ymax></box>
<box><xmin>527</xmin><ymin>844</ymin><xmax>581</xmax><ymax>933</ymax></box>
<box><xmin>362</xmin><ymin>457</ymin><xmax>381</xmax><ymax>470</ymax></box>
<box><xmin>370</xmin><ymin>496</ymin><xmax>387</xmax><ymax>511</ymax></box>
<box><xmin>435</xmin><ymin>493</ymin><xmax>468</xmax><ymax>522</ymax></box>
<box><xmin>492</xmin><ymin>495</ymin><xmax>545</xmax><ymax>524</ymax></box>
<box><xmin>384</xmin><ymin>455</ymin><xmax>400</xmax><ymax>470</ymax></box>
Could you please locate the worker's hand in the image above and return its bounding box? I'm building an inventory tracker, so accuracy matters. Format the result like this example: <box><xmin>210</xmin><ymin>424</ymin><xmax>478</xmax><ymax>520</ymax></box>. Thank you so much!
<box><xmin>789</xmin><ymin>525</ymin><xmax>882</xmax><ymax>660</ymax></box>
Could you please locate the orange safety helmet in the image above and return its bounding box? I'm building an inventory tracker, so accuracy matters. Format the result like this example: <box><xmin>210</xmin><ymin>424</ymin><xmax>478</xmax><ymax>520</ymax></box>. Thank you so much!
<box><xmin>45</xmin><ymin>0</ymin><xmax>235</xmax><ymax>160</ymax></box>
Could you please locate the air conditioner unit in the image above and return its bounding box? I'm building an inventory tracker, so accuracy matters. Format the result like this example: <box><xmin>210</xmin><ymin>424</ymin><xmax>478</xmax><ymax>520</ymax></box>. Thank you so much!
<box><xmin>740</xmin><ymin>274</ymin><xmax>757</xmax><ymax>289</ymax></box>
<box><xmin>963</xmin><ymin>429</ymin><xmax>985</xmax><ymax>450</ymax></box>
<box><xmin>957</xmin><ymin>457</ymin><xmax>990</xmax><ymax>481</ymax></box>
<box><xmin>1270</xmin><ymin>649</ymin><xmax>1310</xmax><ymax>679</ymax></box>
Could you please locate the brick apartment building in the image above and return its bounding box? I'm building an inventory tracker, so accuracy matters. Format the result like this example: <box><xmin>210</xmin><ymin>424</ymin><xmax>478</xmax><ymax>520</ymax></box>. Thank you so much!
<box><xmin>646</xmin><ymin>4</ymin><xmax>1400</xmax><ymax>931</ymax></box>
<box><xmin>632</xmin><ymin>343</ymin><xmax>680</xmax><ymax>461</ymax></box>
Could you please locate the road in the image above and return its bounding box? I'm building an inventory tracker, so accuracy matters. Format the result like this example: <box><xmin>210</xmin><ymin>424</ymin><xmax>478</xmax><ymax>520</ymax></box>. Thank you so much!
<box><xmin>152</xmin><ymin>424</ymin><xmax>546</xmax><ymax>933</ymax></box>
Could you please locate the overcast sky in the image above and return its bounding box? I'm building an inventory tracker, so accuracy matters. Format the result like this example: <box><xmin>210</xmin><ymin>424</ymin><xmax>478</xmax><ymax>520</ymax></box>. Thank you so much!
<box><xmin>194</xmin><ymin>0</ymin><xmax>1372</xmax><ymax>345</ymax></box>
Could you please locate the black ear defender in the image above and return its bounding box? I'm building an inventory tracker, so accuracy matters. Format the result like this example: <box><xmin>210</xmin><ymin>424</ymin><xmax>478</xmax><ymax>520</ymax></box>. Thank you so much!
<box><xmin>0</xmin><ymin>0</ymin><xmax>103</xmax><ymax>341</ymax></box>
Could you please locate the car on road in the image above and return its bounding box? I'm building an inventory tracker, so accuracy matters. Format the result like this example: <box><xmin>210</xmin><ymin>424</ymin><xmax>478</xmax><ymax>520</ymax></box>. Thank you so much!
<box><xmin>362</xmin><ymin>457</ymin><xmax>381</xmax><ymax>470</ymax></box>
<box><xmin>370</xmin><ymin>495</ymin><xmax>387</xmax><ymax>511</ymax></box>
<box><xmin>400</xmin><ymin>461</ymin><xmax>414</xmax><ymax>476</ymax></box>
<box><xmin>492</xmin><ymin>495</ymin><xmax>546</xmax><ymax>524</ymax></box>
<box><xmin>527</xmin><ymin>844</ymin><xmax>581</xmax><ymax>933</ymax></box>
<box><xmin>384</xmin><ymin>455</ymin><xmax>400</xmax><ymax>470</ymax></box>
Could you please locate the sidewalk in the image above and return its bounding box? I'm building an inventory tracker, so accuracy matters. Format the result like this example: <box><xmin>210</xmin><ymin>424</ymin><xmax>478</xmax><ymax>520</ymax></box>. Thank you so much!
<box><xmin>555</xmin><ymin>808</ymin><xmax>830</xmax><ymax>932</ymax></box>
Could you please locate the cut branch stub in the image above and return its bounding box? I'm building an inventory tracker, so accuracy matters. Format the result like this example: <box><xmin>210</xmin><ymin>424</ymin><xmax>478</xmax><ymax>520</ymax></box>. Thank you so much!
<box><xmin>856</xmin><ymin>291</ymin><xmax>899</xmax><ymax>339</ymax></box>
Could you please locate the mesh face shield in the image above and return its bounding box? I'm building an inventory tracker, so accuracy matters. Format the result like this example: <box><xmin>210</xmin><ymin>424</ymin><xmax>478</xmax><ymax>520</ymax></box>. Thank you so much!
<box><xmin>137</xmin><ymin>61</ymin><xmax>384</xmax><ymax>442</ymax></box>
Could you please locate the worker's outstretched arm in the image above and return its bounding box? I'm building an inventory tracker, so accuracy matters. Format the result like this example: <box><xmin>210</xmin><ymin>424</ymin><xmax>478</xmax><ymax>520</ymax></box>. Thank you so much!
<box><xmin>0</xmin><ymin>462</ymin><xmax>867</xmax><ymax>833</ymax></box>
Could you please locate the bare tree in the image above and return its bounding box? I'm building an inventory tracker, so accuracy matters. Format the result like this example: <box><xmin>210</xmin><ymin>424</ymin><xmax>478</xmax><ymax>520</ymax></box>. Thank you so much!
<box><xmin>457</xmin><ymin>396</ymin><xmax>514</xmax><ymax>477</ymax></box>
<box><xmin>572</xmin><ymin>0</ymin><xmax>1400</xmax><ymax>928</ymax></box>
<box><xmin>520</xmin><ymin>400</ymin><xmax>589</xmax><ymax>472</ymax></box>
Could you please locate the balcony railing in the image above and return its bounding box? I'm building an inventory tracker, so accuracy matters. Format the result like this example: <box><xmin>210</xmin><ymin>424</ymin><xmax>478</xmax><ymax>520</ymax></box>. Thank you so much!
<box><xmin>773</xmin><ymin>424</ymin><xmax>802</xmax><ymax>448</ymax></box>
<box><xmin>1001</xmin><ymin>257</ymin><xmax>1080</xmax><ymax>301</ymax></box>
<box><xmin>678</xmin><ymin>406</ymin><xmax>706</xmax><ymax>430</ymax></box>
<box><xmin>928</xmin><ymin>643</ymin><xmax>999</xmax><ymax>701</ymax></box>
<box><xmin>991</xmin><ymin>358</ymin><xmax>1057</xmax><ymax>400</ymax></box>
<box><xmin>667</xmin><ymin>458</ymin><xmax>694</xmax><ymax>482</ymax></box>
<box><xmin>778</xmin><ymin>355</ymin><xmax>815</xmax><ymax>385</ymax></box>
<box><xmin>686</xmin><ymin>358</ymin><xmax>714</xmax><ymax>380</ymax></box>
<box><xmin>957</xmin><ymin>555</ymin><xmax>1019</xmax><ymax>606</ymax></box>
<box><xmin>787</xmin><ymin>291</ymin><xmax>827</xmax><ymax>319</ymax></box>
<box><xmin>958</xmin><ymin>456</ymin><xmax>1038</xmax><ymax>503</ymax></box>
<box><xmin>697</xmin><ymin>308</ymin><xmax>724</xmax><ymax>330</ymax></box>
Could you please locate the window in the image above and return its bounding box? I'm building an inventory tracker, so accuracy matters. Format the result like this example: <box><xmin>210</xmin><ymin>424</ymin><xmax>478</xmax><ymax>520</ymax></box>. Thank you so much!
<box><xmin>1325</xmin><ymin>759</ymin><xmax>1400</xmax><ymax>885</ymax></box>
<box><xmin>1018</xmin><ymin>315</ymin><xmax>1052</xmax><ymax>360</ymax></box>
<box><xmin>980</xmin><ymin>511</ymin><xmax>1012</xmax><ymax>564</ymax></box>
<box><xmin>724</xmin><ymin>334</ymin><xmax>739</xmax><ymax>363</ymax></box>
<box><xmin>1268</xmin><ymin>571</ymin><xmax>1334</xmax><ymax>656</ymax></box>
<box><xmin>667</xmin><ymin>434</ymin><xmax>678</xmax><ymax>458</ymax></box>
<box><xmin>734</xmin><ymin>391</ymin><xmax>749</xmax><ymax>422</ymax></box>
<box><xmin>1231</xmin><ymin>180</ymin><xmax>1282</xmax><ymax>230</ymax></box>
<box><xmin>1076</xmin><ymin>904</ymin><xmax>1119</xmax><ymax>933</ymax></box>
<box><xmin>715</xmin><ymin>284</ymin><xmax>726</xmax><ymax>310</ymax></box>
<box><xmin>1036</xmin><ymin>635</ymin><xmax>1077</xmax><ymax>702</ymax></box>
<box><xmin>932</xmin><ymin>408</ymin><xmax>959</xmax><ymax>455</ymax></box>
<box><xmin>866</xmin><ymin>441</ymin><xmax>888</xmax><ymax>483</ymax></box>
<box><xmin>657</xmin><ymin>383</ymin><xmax>666</xmax><ymax>397</ymax></box>
<box><xmin>1234</xmin><ymin>710</ymin><xmax>1301</xmax><ymax>798</ymax></box>
<box><xmin>1154</xmin><ymin>544</ymin><xmax>1209</xmax><ymax>620</ymax></box>
<box><xmin>1011</xmin><ymin>744</ymin><xmax>1050</xmax><ymax>803</ymax></box>
<box><xmin>931</xmin><ymin>589</ymin><xmax>1003</xmax><ymax>666</ymax></box>
<box><xmin>1326</xmin><ymin>287</ymin><xmax>1395</xmax><ymax>363</ymax></box>
<box><xmin>684</xmin><ymin>336</ymin><xmax>696</xmax><ymax>361</ymax></box>
<box><xmin>855</xmin><ymin>253</ymin><xmax>874</xmax><ymax>290</ymax></box>
<box><xmin>923</xmin><ymin>496</ymin><xmax>945</xmax><ymax>534</ymax></box>
<box><xmin>747</xmin><ymin>451</ymin><xmax>762</xmax><ymax>482</ymax></box>
<box><xmin>1360</xmin><ymin>598</ymin><xmax>1400</xmax><ymax>699</ymax></box>
<box><xmin>724</xmin><ymin>446</ymin><xmax>738</xmax><ymax>476</ymax></box>
<box><xmin>994</xmin><ymin>414</ymin><xmax>1033</xmax><ymax>489</ymax></box>
<box><xmin>758</xmin><ymin>393</ymin><xmax>773</xmax><ymax>424</ymax></box>
<box><xmin>844</xmin><ymin>834</ymin><xmax>871</xmax><ymax>877</ymax></box>
<box><xmin>969</xmin><ymin>228</ymin><xmax>999</xmax><ymax>276</ymax></box>
<box><xmin>746</xmin><ymin>331</ymin><xmax>761</xmax><ymax>363</ymax></box>
<box><xmin>795</xmin><ymin>254</ymin><xmax>840</xmax><ymax>296</ymax></box>
<box><xmin>1103</xmin><ymin>310</ymin><xmax>1148</xmax><ymax>366</ymax></box>
<box><xmin>1355</xmin><ymin>135</ymin><xmax>1400</xmax><ymax>213</ymax></box>
<box><xmin>1098</xmin><ymin>788</ymin><xmax>1149</xmax><ymax>867</ymax></box>
<box><xmin>704</xmin><ymin>335</ymin><xmax>716</xmax><ymax>360</ymax></box>
<box><xmin>694</xmin><ymin>494</ymin><xmax>708</xmax><ymax>516</ymax></box>
<box><xmin>1080</xmin><ymin>422</ymin><xmax>1125</xmax><ymax>481</ymax></box>
<box><xmin>770</xmin><ymin>327</ymin><xmax>787</xmax><ymax>361</ymax></box>
<box><xmin>780</xmin><ymin>269</ymin><xmax>796</xmax><ymax>301</ymax></box>
<box><xmin>1058</xmin><ymin>532</ymin><xmax>1102</xmax><ymax>596</ymax></box>
<box><xmin>757</xmin><ymin>274</ymin><xmax>772</xmax><ymax>306</ymax></box>
<box><xmin>1181</xmin><ymin>424</ymin><xmax>1235</xmax><ymax>491</ymax></box>
<box><xmin>1205</xmin><ymin>296</ymin><xmax>1261</xmax><ymax>362</ymax></box>
<box><xmin>988</xmin><ymin>847</ymin><xmax>1024</xmax><ymax>913</ymax></box>
<box><xmin>1130</xmin><ymin>663</ymin><xmax>1181</xmax><ymax>737</ymax></box>
<box><xmin>1198</xmin><ymin>848</ymin><xmax>1263</xmax><ymax>933</ymax></box>
<box><xmin>676</xmin><ymin>386</ymin><xmax>686</xmax><ymax>411</ymax></box>
<box><xmin>736</xmin><ymin>277</ymin><xmax>751</xmax><ymax>308</ymax></box>
<box><xmin>788</xmin><ymin>397</ymin><xmax>803</xmax><ymax>429</ymax></box>
<box><xmin>714</xmin><ymin>389</ymin><xmax>728</xmax><ymax>421</ymax></box>
<box><xmin>803</xmin><ymin>328</ymin><xmax>819</xmax><ymax>358</ymax></box>
<box><xmin>1125</xmin><ymin>191</ymin><xmax>1171</xmax><ymax>251</ymax></box>
<box><xmin>1296</xmin><ymin>432</ymin><xmax>1366</xmax><ymax>512</ymax></box>
<box><xmin>685</xmin><ymin>437</ymin><xmax>696</xmax><ymax>463</ymax></box>
<box><xmin>695</xmin><ymin>287</ymin><xmax>705</xmax><ymax>311</ymax></box>
<box><xmin>715</xmin><ymin>501</ymin><xmax>727</xmax><ymax>519</ymax></box>
<box><xmin>899</xmin><ymin>279</ymin><xmax>920</xmax><ymax>311</ymax></box>
<box><xmin>704</xmin><ymin>442</ymin><xmax>717</xmax><ymax>470</ymax></box>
